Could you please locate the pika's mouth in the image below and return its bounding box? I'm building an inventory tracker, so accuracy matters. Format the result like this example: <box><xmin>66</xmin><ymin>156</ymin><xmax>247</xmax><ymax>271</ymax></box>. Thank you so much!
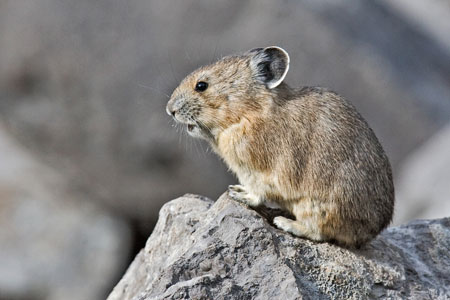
<box><xmin>173</xmin><ymin>117</ymin><xmax>213</xmax><ymax>141</ymax></box>
<box><xmin>187</xmin><ymin>124</ymin><xmax>195</xmax><ymax>132</ymax></box>
<box><xmin>170</xmin><ymin>114</ymin><xmax>197</xmax><ymax>133</ymax></box>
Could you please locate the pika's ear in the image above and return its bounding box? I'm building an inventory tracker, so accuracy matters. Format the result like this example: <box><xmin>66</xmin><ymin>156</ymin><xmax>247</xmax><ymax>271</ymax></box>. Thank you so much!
<box><xmin>249</xmin><ymin>46</ymin><xmax>290</xmax><ymax>89</ymax></box>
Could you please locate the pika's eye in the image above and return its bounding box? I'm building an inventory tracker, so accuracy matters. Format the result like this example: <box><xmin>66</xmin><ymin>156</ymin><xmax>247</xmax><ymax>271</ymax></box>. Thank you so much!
<box><xmin>195</xmin><ymin>81</ymin><xmax>208</xmax><ymax>92</ymax></box>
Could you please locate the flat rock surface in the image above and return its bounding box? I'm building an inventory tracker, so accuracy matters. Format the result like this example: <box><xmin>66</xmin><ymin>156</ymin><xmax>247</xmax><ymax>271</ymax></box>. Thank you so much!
<box><xmin>108</xmin><ymin>193</ymin><xmax>450</xmax><ymax>300</ymax></box>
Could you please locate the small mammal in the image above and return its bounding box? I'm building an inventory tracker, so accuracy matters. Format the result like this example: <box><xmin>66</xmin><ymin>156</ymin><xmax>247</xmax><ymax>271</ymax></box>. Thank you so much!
<box><xmin>166</xmin><ymin>46</ymin><xmax>394</xmax><ymax>248</ymax></box>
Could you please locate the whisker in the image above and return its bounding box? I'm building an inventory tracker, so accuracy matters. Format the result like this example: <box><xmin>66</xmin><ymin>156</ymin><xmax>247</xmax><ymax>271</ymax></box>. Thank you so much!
<box><xmin>168</xmin><ymin>52</ymin><xmax>180</xmax><ymax>83</ymax></box>
<box><xmin>137</xmin><ymin>83</ymin><xmax>170</xmax><ymax>98</ymax></box>
<box><xmin>210</xmin><ymin>39</ymin><xmax>220</xmax><ymax>64</ymax></box>
<box><xmin>194</xmin><ymin>138</ymin><xmax>206</xmax><ymax>159</ymax></box>
<box><xmin>185</xmin><ymin>48</ymin><xmax>192</xmax><ymax>63</ymax></box>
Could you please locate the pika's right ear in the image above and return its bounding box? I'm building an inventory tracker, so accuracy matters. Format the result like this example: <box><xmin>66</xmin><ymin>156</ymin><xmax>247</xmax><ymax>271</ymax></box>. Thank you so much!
<box><xmin>249</xmin><ymin>46</ymin><xmax>290</xmax><ymax>89</ymax></box>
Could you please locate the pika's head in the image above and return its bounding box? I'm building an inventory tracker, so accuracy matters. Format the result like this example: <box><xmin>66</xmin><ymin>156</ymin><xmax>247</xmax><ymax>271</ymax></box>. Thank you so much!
<box><xmin>166</xmin><ymin>46</ymin><xmax>290</xmax><ymax>141</ymax></box>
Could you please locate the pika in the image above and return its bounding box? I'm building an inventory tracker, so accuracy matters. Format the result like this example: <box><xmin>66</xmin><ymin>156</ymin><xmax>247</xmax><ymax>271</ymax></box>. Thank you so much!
<box><xmin>166</xmin><ymin>46</ymin><xmax>394</xmax><ymax>248</ymax></box>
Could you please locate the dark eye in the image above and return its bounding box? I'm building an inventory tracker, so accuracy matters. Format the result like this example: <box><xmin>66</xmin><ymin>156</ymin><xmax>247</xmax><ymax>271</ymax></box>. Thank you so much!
<box><xmin>195</xmin><ymin>81</ymin><xmax>208</xmax><ymax>92</ymax></box>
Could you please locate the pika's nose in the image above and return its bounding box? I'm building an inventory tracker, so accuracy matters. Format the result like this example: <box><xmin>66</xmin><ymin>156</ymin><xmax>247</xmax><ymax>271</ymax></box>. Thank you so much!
<box><xmin>166</xmin><ymin>97</ymin><xmax>183</xmax><ymax>117</ymax></box>
<box><xmin>166</xmin><ymin>100</ymin><xmax>176</xmax><ymax>117</ymax></box>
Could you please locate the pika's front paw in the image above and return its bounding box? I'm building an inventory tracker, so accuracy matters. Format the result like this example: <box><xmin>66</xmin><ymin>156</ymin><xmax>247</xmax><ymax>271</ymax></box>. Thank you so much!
<box><xmin>228</xmin><ymin>185</ymin><xmax>263</xmax><ymax>207</ymax></box>
<box><xmin>228</xmin><ymin>184</ymin><xmax>246</xmax><ymax>195</ymax></box>
<box><xmin>228</xmin><ymin>184</ymin><xmax>250</xmax><ymax>204</ymax></box>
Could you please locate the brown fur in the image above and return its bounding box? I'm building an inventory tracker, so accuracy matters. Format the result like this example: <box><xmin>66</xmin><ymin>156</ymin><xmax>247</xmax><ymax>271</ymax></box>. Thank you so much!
<box><xmin>166</xmin><ymin>47</ymin><xmax>394</xmax><ymax>248</ymax></box>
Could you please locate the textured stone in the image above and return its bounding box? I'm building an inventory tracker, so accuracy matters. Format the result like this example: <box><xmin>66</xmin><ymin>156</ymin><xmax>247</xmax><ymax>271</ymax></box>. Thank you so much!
<box><xmin>108</xmin><ymin>193</ymin><xmax>450</xmax><ymax>299</ymax></box>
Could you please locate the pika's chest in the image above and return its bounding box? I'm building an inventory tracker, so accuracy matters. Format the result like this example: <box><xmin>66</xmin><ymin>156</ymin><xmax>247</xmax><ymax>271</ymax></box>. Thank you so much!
<box><xmin>216</xmin><ymin>120</ymin><xmax>255</xmax><ymax>169</ymax></box>
<box><xmin>215</xmin><ymin>123</ymin><xmax>273</xmax><ymax>195</ymax></box>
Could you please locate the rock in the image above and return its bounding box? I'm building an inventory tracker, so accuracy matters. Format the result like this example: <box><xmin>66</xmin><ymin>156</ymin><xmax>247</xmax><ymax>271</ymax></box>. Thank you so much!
<box><xmin>0</xmin><ymin>124</ymin><xmax>131</xmax><ymax>300</ymax></box>
<box><xmin>108</xmin><ymin>193</ymin><xmax>450</xmax><ymax>300</ymax></box>
<box><xmin>394</xmin><ymin>122</ymin><xmax>450</xmax><ymax>225</ymax></box>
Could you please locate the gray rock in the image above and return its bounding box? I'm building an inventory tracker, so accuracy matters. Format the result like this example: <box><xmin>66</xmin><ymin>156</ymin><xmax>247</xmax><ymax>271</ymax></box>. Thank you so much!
<box><xmin>108</xmin><ymin>193</ymin><xmax>450</xmax><ymax>300</ymax></box>
<box><xmin>0</xmin><ymin>125</ymin><xmax>131</xmax><ymax>300</ymax></box>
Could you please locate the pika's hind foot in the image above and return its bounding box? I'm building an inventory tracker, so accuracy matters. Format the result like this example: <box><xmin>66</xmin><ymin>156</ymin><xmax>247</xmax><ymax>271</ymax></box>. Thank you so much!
<box><xmin>228</xmin><ymin>185</ymin><xmax>263</xmax><ymax>207</ymax></box>
<box><xmin>273</xmin><ymin>216</ymin><xmax>323</xmax><ymax>242</ymax></box>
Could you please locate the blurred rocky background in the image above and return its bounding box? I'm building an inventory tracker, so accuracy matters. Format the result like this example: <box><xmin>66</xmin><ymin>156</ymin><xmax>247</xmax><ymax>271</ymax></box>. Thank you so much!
<box><xmin>0</xmin><ymin>0</ymin><xmax>449</xmax><ymax>299</ymax></box>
